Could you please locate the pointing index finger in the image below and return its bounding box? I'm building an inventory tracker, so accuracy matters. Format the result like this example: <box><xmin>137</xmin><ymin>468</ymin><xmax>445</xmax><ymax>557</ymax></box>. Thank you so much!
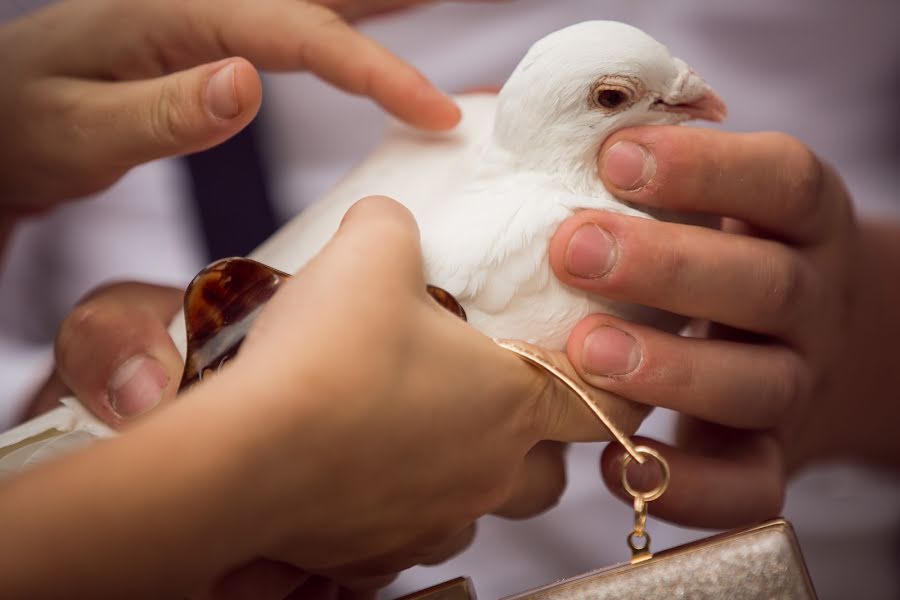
<box><xmin>169</xmin><ymin>0</ymin><xmax>462</xmax><ymax>131</ymax></box>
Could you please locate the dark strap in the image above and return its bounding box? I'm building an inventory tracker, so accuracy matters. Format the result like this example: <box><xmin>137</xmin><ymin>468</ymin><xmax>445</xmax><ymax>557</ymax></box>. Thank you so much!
<box><xmin>184</xmin><ymin>117</ymin><xmax>280</xmax><ymax>261</ymax></box>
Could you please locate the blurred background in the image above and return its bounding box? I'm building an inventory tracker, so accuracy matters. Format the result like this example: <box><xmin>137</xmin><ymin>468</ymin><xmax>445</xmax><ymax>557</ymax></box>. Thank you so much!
<box><xmin>1</xmin><ymin>1</ymin><xmax>898</xmax><ymax>598</ymax></box>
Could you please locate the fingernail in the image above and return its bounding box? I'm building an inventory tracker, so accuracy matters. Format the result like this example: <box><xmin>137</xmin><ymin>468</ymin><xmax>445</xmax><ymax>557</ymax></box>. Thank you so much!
<box><xmin>109</xmin><ymin>355</ymin><xmax>169</xmax><ymax>419</ymax></box>
<box><xmin>565</xmin><ymin>224</ymin><xmax>618</xmax><ymax>278</ymax></box>
<box><xmin>582</xmin><ymin>327</ymin><xmax>642</xmax><ymax>376</ymax></box>
<box><xmin>601</xmin><ymin>141</ymin><xmax>656</xmax><ymax>190</ymax></box>
<box><xmin>205</xmin><ymin>63</ymin><xmax>239</xmax><ymax>119</ymax></box>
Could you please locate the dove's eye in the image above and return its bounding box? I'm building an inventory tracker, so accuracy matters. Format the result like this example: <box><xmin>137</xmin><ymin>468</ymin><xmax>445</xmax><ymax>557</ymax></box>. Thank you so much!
<box><xmin>596</xmin><ymin>89</ymin><xmax>628</xmax><ymax>108</ymax></box>
<box><xmin>590</xmin><ymin>77</ymin><xmax>642</xmax><ymax>113</ymax></box>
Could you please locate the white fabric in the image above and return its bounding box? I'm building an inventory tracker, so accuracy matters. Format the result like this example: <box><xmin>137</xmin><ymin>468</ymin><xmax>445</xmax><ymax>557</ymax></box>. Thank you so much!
<box><xmin>1</xmin><ymin>1</ymin><xmax>898</xmax><ymax>598</ymax></box>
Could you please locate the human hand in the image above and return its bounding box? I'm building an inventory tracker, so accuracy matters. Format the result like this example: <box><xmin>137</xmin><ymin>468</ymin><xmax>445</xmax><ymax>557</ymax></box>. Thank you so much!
<box><xmin>24</xmin><ymin>196</ymin><xmax>640</xmax><ymax>595</ymax></box>
<box><xmin>548</xmin><ymin>126</ymin><xmax>891</xmax><ymax>528</ymax></box>
<box><xmin>314</xmin><ymin>0</ymin><xmax>440</xmax><ymax>21</ymax></box>
<box><xmin>191</xmin><ymin>196</ymin><xmax>642</xmax><ymax>581</ymax></box>
<box><xmin>23</xmin><ymin>282</ymin><xmax>312</xmax><ymax>598</ymax></box>
<box><xmin>0</xmin><ymin>0</ymin><xmax>459</xmax><ymax>212</ymax></box>
<box><xmin>26</xmin><ymin>282</ymin><xmax>183</xmax><ymax>425</ymax></box>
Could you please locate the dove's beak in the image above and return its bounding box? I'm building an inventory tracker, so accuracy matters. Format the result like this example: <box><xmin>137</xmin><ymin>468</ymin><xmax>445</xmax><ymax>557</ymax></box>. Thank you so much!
<box><xmin>652</xmin><ymin>67</ymin><xmax>728</xmax><ymax>123</ymax></box>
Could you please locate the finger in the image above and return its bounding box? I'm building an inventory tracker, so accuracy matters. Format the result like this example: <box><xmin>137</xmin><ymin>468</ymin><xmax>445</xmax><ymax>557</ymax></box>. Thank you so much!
<box><xmin>268</xmin><ymin>195</ymin><xmax>423</xmax><ymax>297</ymax></box>
<box><xmin>22</xmin><ymin>371</ymin><xmax>71</xmax><ymax>421</ymax></box>
<box><xmin>38</xmin><ymin>58</ymin><xmax>261</xmax><ymax>178</ymax></box>
<box><xmin>199</xmin><ymin>559</ymin><xmax>308</xmax><ymax>600</ymax></box>
<box><xmin>57</xmin><ymin>0</ymin><xmax>459</xmax><ymax>131</ymax></box>
<box><xmin>323</xmin><ymin>528</ymin><xmax>475</xmax><ymax>582</ymax></box>
<box><xmin>596</xmin><ymin>126</ymin><xmax>847</xmax><ymax>244</ymax></box>
<box><xmin>338</xmin><ymin>587</ymin><xmax>379</xmax><ymax>600</ymax></box>
<box><xmin>285</xmin><ymin>576</ymin><xmax>385</xmax><ymax>600</ymax></box>
<box><xmin>280</xmin><ymin>195</ymin><xmax>424</xmax><ymax>300</ymax></box>
<box><xmin>549</xmin><ymin>210</ymin><xmax>816</xmax><ymax>339</ymax></box>
<box><xmin>502</xmin><ymin>341</ymin><xmax>650</xmax><ymax>444</ymax></box>
<box><xmin>600</xmin><ymin>430</ymin><xmax>785</xmax><ymax>529</ymax></box>
<box><xmin>418</xmin><ymin>523</ymin><xmax>478</xmax><ymax>566</ymax></box>
<box><xmin>493</xmin><ymin>441</ymin><xmax>568</xmax><ymax>519</ymax></box>
<box><xmin>284</xmin><ymin>576</ymin><xmax>340</xmax><ymax>600</ymax></box>
<box><xmin>325</xmin><ymin>1</ymin><xmax>433</xmax><ymax>22</ymax></box>
<box><xmin>313</xmin><ymin>568</ymin><xmax>398</xmax><ymax>593</ymax></box>
<box><xmin>54</xmin><ymin>282</ymin><xmax>184</xmax><ymax>426</ymax></box>
<box><xmin>189</xmin><ymin>0</ymin><xmax>459</xmax><ymax>130</ymax></box>
<box><xmin>240</xmin><ymin>196</ymin><xmax>426</xmax><ymax>366</ymax></box>
<box><xmin>566</xmin><ymin>315</ymin><xmax>808</xmax><ymax>429</ymax></box>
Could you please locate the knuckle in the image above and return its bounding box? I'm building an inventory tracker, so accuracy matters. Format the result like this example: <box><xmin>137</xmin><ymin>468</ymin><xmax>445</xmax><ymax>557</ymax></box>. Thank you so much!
<box><xmin>479</xmin><ymin>475</ymin><xmax>518</xmax><ymax>515</ymax></box>
<box><xmin>771</xmin><ymin>352</ymin><xmax>809</xmax><ymax>420</ymax></box>
<box><xmin>293</xmin><ymin>4</ymin><xmax>347</xmax><ymax>66</ymax></box>
<box><xmin>759</xmin><ymin>251</ymin><xmax>808</xmax><ymax>332</ymax></box>
<box><xmin>55</xmin><ymin>302</ymin><xmax>105</xmax><ymax>366</ymax></box>
<box><xmin>532</xmin><ymin>464</ymin><xmax>567</xmax><ymax>512</ymax></box>
<box><xmin>520</xmin><ymin>372</ymin><xmax>563</xmax><ymax>438</ymax></box>
<box><xmin>769</xmin><ymin>133</ymin><xmax>825</xmax><ymax>219</ymax></box>
<box><xmin>147</xmin><ymin>78</ymin><xmax>191</xmax><ymax>150</ymax></box>
<box><xmin>303</xmin><ymin>1</ymin><xmax>344</xmax><ymax>27</ymax></box>
<box><xmin>642</xmin><ymin>127</ymin><xmax>716</xmax><ymax>202</ymax></box>
<box><xmin>612</xmin><ymin>234</ymin><xmax>687</xmax><ymax>305</ymax></box>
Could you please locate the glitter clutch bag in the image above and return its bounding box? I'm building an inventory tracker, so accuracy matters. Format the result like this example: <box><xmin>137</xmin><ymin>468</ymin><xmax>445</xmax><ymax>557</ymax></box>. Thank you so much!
<box><xmin>397</xmin><ymin>518</ymin><xmax>815</xmax><ymax>600</ymax></box>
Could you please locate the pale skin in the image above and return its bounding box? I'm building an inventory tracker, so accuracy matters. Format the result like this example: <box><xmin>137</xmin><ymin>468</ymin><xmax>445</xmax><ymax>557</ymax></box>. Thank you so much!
<box><xmin>549</xmin><ymin>126</ymin><xmax>900</xmax><ymax>527</ymax></box>
<box><xmin>2</xmin><ymin>197</ymin><xmax>639</xmax><ymax>599</ymax></box>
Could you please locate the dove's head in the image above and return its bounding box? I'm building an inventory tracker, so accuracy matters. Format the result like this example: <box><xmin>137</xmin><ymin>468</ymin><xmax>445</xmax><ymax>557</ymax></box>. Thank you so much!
<box><xmin>493</xmin><ymin>21</ymin><xmax>726</xmax><ymax>193</ymax></box>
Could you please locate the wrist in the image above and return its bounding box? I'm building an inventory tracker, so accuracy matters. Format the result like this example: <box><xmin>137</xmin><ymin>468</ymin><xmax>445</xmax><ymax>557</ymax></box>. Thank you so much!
<box><xmin>192</xmin><ymin>357</ymin><xmax>332</xmax><ymax>565</ymax></box>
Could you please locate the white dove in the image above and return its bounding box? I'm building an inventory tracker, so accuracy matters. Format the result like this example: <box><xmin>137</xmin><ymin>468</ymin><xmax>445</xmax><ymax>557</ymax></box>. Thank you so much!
<box><xmin>0</xmin><ymin>20</ymin><xmax>726</xmax><ymax>475</ymax></box>
<box><xmin>245</xmin><ymin>19</ymin><xmax>726</xmax><ymax>349</ymax></box>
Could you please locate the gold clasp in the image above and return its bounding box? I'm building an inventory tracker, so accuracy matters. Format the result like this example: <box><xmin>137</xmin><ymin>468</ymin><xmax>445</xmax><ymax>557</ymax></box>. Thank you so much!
<box><xmin>621</xmin><ymin>445</ymin><xmax>670</xmax><ymax>562</ymax></box>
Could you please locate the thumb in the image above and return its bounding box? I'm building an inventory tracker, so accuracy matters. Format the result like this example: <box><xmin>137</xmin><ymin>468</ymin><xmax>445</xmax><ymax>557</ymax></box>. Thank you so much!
<box><xmin>51</xmin><ymin>58</ymin><xmax>261</xmax><ymax>172</ymax></box>
<box><xmin>54</xmin><ymin>283</ymin><xmax>185</xmax><ymax>427</ymax></box>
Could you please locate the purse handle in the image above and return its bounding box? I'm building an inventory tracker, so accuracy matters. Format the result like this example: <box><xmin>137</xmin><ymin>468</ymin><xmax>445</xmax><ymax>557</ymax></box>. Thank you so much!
<box><xmin>494</xmin><ymin>339</ymin><xmax>670</xmax><ymax>561</ymax></box>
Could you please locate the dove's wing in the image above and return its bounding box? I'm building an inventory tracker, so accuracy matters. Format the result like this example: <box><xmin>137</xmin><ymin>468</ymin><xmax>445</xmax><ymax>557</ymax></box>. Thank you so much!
<box><xmin>250</xmin><ymin>94</ymin><xmax>497</xmax><ymax>271</ymax></box>
<box><xmin>419</xmin><ymin>183</ymin><xmax>657</xmax><ymax>348</ymax></box>
<box><xmin>167</xmin><ymin>93</ymin><xmax>498</xmax><ymax>353</ymax></box>
<box><xmin>421</xmin><ymin>179</ymin><xmax>573</xmax><ymax>312</ymax></box>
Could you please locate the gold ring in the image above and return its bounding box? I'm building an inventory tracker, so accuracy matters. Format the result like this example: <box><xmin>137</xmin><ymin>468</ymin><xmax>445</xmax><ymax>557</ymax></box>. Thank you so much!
<box><xmin>621</xmin><ymin>445</ymin><xmax>670</xmax><ymax>502</ymax></box>
<box><xmin>627</xmin><ymin>530</ymin><xmax>652</xmax><ymax>553</ymax></box>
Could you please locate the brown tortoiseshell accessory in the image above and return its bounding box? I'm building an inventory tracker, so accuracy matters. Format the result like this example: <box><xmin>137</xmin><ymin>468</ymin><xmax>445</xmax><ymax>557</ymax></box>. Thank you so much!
<box><xmin>179</xmin><ymin>258</ymin><xmax>290</xmax><ymax>389</ymax></box>
<box><xmin>179</xmin><ymin>257</ymin><xmax>466</xmax><ymax>390</ymax></box>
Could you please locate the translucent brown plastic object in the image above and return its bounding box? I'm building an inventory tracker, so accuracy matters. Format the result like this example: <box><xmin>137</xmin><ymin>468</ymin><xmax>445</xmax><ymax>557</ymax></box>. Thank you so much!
<box><xmin>179</xmin><ymin>258</ymin><xmax>291</xmax><ymax>390</ymax></box>
<box><xmin>179</xmin><ymin>257</ymin><xmax>466</xmax><ymax>391</ymax></box>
